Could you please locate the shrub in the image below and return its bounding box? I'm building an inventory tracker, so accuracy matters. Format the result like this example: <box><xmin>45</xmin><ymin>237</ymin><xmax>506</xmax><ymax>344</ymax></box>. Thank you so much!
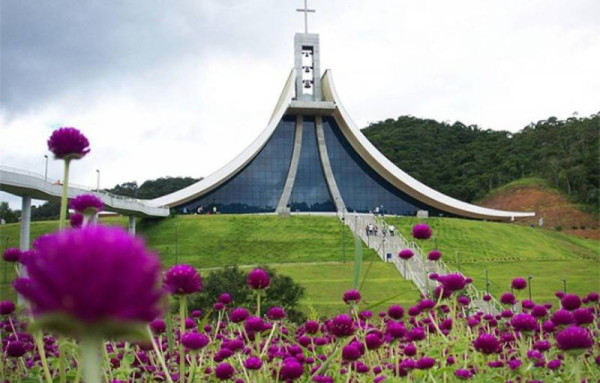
<box><xmin>555</xmin><ymin>225</ymin><xmax>563</xmax><ymax>231</ymax></box>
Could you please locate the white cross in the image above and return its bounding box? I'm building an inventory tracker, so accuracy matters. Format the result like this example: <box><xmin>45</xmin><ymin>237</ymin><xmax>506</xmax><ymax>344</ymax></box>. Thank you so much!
<box><xmin>296</xmin><ymin>0</ymin><xmax>316</xmax><ymax>34</ymax></box>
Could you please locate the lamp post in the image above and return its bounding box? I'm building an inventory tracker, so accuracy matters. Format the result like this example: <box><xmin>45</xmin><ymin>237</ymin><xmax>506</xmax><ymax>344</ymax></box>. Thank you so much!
<box><xmin>96</xmin><ymin>169</ymin><xmax>100</xmax><ymax>192</ymax></box>
<box><xmin>44</xmin><ymin>155</ymin><xmax>48</xmax><ymax>181</ymax></box>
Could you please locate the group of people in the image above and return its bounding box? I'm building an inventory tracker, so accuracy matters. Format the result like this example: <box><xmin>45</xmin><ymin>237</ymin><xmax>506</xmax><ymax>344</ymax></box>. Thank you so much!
<box><xmin>365</xmin><ymin>223</ymin><xmax>396</xmax><ymax>237</ymax></box>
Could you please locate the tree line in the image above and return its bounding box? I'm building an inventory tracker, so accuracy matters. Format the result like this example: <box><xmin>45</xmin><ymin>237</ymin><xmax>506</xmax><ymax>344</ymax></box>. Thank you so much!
<box><xmin>362</xmin><ymin>113</ymin><xmax>599</xmax><ymax>213</ymax></box>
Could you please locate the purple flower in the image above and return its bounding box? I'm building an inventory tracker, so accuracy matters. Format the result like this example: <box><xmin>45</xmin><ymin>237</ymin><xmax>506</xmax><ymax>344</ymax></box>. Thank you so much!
<box><xmin>342</xmin><ymin>344</ymin><xmax>361</xmax><ymax>361</ymax></box>
<box><xmin>500</xmin><ymin>292</ymin><xmax>517</xmax><ymax>305</ymax></box>
<box><xmin>69</xmin><ymin>194</ymin><xmax>104</xmax><ymax>214</ymax></box>
<box><xmin>561</xmin><ymin>294</ymin><xmax>582</xmax><ymax>311</ymax></box>
<box><xmin>483</xmin><ymin>294</ymin><xmax>491</xmax><ymax>302</ymax></box>
<box><xmin>438</xmin><ymin>273</ymin><xmax>468</xmax><ymax>292</ymax></box>
<box><xmin>572</xmin><ymin>308</ymin><xmax>594</xmax><ymax>325</ymax></box>
<box><xmin>7</xmin><ymin>341</ymin><xmax>27</xmax><ymax>357</ymax></box>
<box><xmin>386</xmin><ymin>321</ymin><xmax>406</xmax><ymax>339</ymax></box>
<box><xmin>218</xmin><ymin>293</ymin><xmax>232</xmax><ymax>304</ymax></box>
<box><xmin>473</xmin><ymin>333</ymin><xmax>500</xmax><ymax>354</ymax></box>
<box><xmin>407</xmin><ymin>327</ymin><xmax>426</xmax><ymax>341</ymax></box>
<box><xmin>433</xmin><ymin>285</ymin><xmax>452</xmax><ymax>300</ymax></box>
<box><xmin>181</xmin><ymin>332</ymin><xmax>209</xmax><ymax>350</ymax></box>
<box><xmin>191</xmin><ymin>309</ymin><xmax>202</xmax><ymax>318</ymax></box>
<box><xmin>214</xmin><ymin>362</ymin><xmax>235</xmax><ymax>380</ymax></box>
<box><xmin>2</xmin><ymin>247</ymin><xmax>21</xmax><ymax>263</ymax></box>
<box><xmin>328</xmin><ymin>314</ymin><xmax>355</xmax><ymax>337</ymax></box>
<box><xmin>13</xmin><ymin>226</ymin><xmax>163</xmax><ymax>332</ymax></box>
<box><xmin>412</xmin><ymin>223</ymin><xmax>432</xmax><ymax>240</ymax></box>
<box><xmin>279</xmin><ymin>358</ymin><xmax>303</xmax><ymax>380</ymax></box>
<box><xmin>149</xmin><ymin>318</ymin><xmax>166</xmax><ymax>334</ymax></box>
<box><xmin>404</xmin><ymin>342</ymin><xmax>417</xmax><ymax>356</ymax></box>
<box><xmin>17</xmin><ymin>249</ymin><xmax>35</xmax><ymax>266</ymax></box>
<box><xmin>555</xmin><ymin>325</ymin><xmax>593</xmax><ymax>351</ymax></box>
<box><xmin>547</xmin><ymin>359</ymin><xmax>561</xmax><ymax>370</ymax></box>
<box><xmin>244</xmin><ymin>356</ymin><xmax>262</xmax><ymax>370</ymax></box>
<box><xmin>47</xmin><ymin>127</ymin><xmax>90</xmax><ymax>160</ymax></box>
<box><xmin>387</xmin><ymin>304</ymin><xmax>404</xmax><ymax>319</ymax></box>
<box><xmin>531</xmin><ymin>305</ymin><xmax>548</xmax><ymax>318</ymax></box>
<box><xmin>343</xmin><ymin>289</ymin><xmax>361</xmax><ymax>304</ymax></box>
<box><xmin>244</xmin><ymin>316</ymin><xmax>264</xmax><ymax>332</ymax></box>
<box><xmin>365</xmin><ymin>332</ymin><xmax>382</xmax><ymax>350</ymax></box>
<box><xmin>267</xmin><ymin>306</ymin><xmax>286</xmax><ymax>320</ymax></box>
<box><xmin>230</xmin><ymin>307</ymin><xmax>250</xmax><ymax>323</ymax></box>
<box><xmin>247</xmin><ymin>268</ymin><xmax>270</xmax><ymax>290</ymax></box>
<box><xmin>164</xmin><ymin>264</ymin><xmax>202</xmax><ymax>295</ymax></box>
<box><xmin>508</xmin><ymin>359</ymin><xmax>522</xmax><ymax>370</ymax></box>
<box><xmin>587</xmin><ymin>292</ymin><xmax>599</xmax><ymax>302</ymax></box>
<box><xmin>0</xmin><ymin>300</ymin><xmax>16</xmax><ymax>315</ymax></box>
<box><xmin>304</xmin><ymin>320</ymin><xmax>319</xmax><ymax>334</ymax></box>
<box><xmin>454</xmin><ymin>368</ymin><xmax>473</xmax><ymax>379</ymax></box>
<box><xmin>416</xmin><ymin>357</ymin><xmax>435</xmax><ymax>369</ymax></box>
<box><xmin>511</xmin><ymin>277</ymin><xmax>527</xmax><ymax>290</ymax></box>
<box><xmin>69</xmin><ymin>213</ymin><xmax>84</xmax><ymax>228</ymax></box>
<box><xmin>551</xmin><ymin>309</ymin><xmax>574</xmax><ymax>326</ymax></box>
<box><xmin>398</xmin><ymin>249</ymin><xmax>414</xmax><ymax>260</ymax></box>
<box><xmin>510</xmin><ymin>313</ymin><xmax>538</xmax><ymax>333</ymax></box>
<box><xmin>457</xmin><ymin>295</ymin><xmax>471</xmax><ymax>306</ymax></box>
<box><xmin>417</xmin><ymin>299</ymin><xmax>435</xmax><ymax>311</ymax></box>
<box><xmin>427</xmin><ymin>249</ymin><xmax>442</xmax><ymax>261</ymax></box>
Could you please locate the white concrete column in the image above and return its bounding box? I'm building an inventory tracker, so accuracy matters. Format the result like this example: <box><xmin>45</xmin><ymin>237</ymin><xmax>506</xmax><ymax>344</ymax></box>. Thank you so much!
<box><xmin>128</xmin><ymin>215</ymin><xmax>136</xmax><ymax>235</ymax></box>
<box><xmin>19</xmin><ymin>196</ymin><xmax>31</xmax><ymax>251</ymax></box>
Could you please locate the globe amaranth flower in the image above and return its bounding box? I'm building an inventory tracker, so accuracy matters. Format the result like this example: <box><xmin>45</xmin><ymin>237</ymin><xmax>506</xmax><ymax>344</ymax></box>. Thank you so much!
<box><xmin>267</xmin><ymin>306</ymin><xmax>286</xmax><ymax>320</ymax></box>
<box><xmin>398</xmin><ymin>249</ymin><xmax>414</xmax><ymax>260</ymax></box>
<box><xmin>230</xmin><ymin>307</ymin><xmax>250</xmax><ymax>323</ymax></box>
<box><xmin>454</xmin><ymin>368</ymin><xmax>473</xmax><ymax>379</ymax></box>
<box><xmin>47</xmin><ymin>127</ymin><xmax>90</xmax><ymax>160</ymax></box>
<box><xmin>342</xmin><ymin>344</ymin><xmax>361</xmax><ymax>361</ymax></box>
<box><xmin>587</xmin><ymin>292</ymin><xmax>599</xmax><ymax>302</ymax></box>
<box><xmin>191</xmin><ymin>309</ymin><xmax>202</xmax><ymax>318</ymax></box>
<box><xmin>304</xmin><ymin>320</ymin><xmax>319</xmax><ymax>334</ymax></box>
<box><xmin>387</xmin><ymin>304</ymin><xmax>404</xmax><ymax>319</ymax></box>
<box><xmin>428</xmin><ymin>249</ymin><xmax>442</xmax><ymax>261</ymax></box>
<box><xmin>69</xmin><ymin>213</ymin><xmax>84</xmax><ymax>229</ymax></box>
<box><xmin>13</xmin><ymin>226</ymin><xmax>163</xmax><ymax>337</ymax></box>
<box><xmin>511</xmin><ymin>277</ymin><xmax>527</xmax><ymax>290</ymax></box>
<box><xmin>149</xmin><ymin>318</ymin><xmax>166</xmax><ymax>334</ymax></box>
<box><xmin>69</xmin><ymin>194</ymin><xmax>104</xmax><ymax>215</ymax></box>
<box><xmin>551</xmin><ymin>309</ymin><xmax>574</xmax><ymax>326</ymax></box>
<box><xmin>416</xmin><ymin>357</ymin><xmax>436</xmax><ymax>370</ymax></box>
<box><xmin>547</xmin><ymin>359</ymin><xmax>561</xmax><ymax>370</ymax></box>
<box><xmin>555</xmin><ymin>325</ymin><xmax>593</xmax><ymax>351</ymax></box>
<box><xmin>247</xmin><ymin>268</ymin><xmax>270</xmax><ymax>290</ymax></box>
<box><xmin>244</xmin><ymin>356</ymin><xmax>262</xmax><ymax>370</ymax></box>
<box><xmin>17</xmin><ymin>249</ymin><xmax>35</xmax><ymax>266</ymax></box>
<box><xmin>343</xmin><ymin>289</ymin><xmax>361</xmax><ymax>304</ymax></box>
<box><xmin>279</xmin><ymin>357</ymin><xmax>304</xmax><ymax>380</ymax></box>
<box><xmin>7</xmin><ymin>341</ymin><xmax>27</xmax><ymax>357</ymax></box>
<box><xmin>328</xmin><ymin>314</ymin><xmax>355</xmax><ymax>337</ymax></box>
<box><xmin>412</xmin><ymin>223</ymin><xmax>432</xmax><ymax>240</ymax></box>
<box><xmin>510</xmin><ymin>313</ymin><xmax>538</xmax><ymax>333</ymax></box>
<box><xmin>214</xmin><ymin>362</ymin><xmax>235</xmax><ymax>380</ymax></box>
<box><xmin>181</xmin><ymin>332</ymin><xmax>209</xmax><ymax>350</ymax></box>
<box><xmin>163</xmin><ymin>264</ymin><xmax>202</xmax><ymax>295</ymax></box>
<box><xmin>532</xmin><ymin>305</ymin><xmax>548</xmax><ymax>318</ymax></box>
<box><xmin>365</xmin><ymin>332</ymin><xmax>383</xmax><ymax>350</ymax></box>
<box><xmin>218</xmin><ymin>293</ymin><xmax>232</xmax><ymax>305</ymax></box>
<box><xmin>500</xmin><ymin>292</ymin><xmax>517</xmax><ymax>305</ymax></box>
<box><xmin>0</xmin><ymin>300</ymin><xmax>16</xmax><ymax>315</ymax></box>
<box><xmin>473</xmin><ymin>333</ymin><xmax>501</xmax><ymax>354</ymax></box>
<box><xmin>560</xmin><ymin>294</ymin><xmax>582</xmax><ymax>311</ymax></box>
<box><xmin>572</xmin><ymin>308</ymin><xmax>594</xmax><ymax>325</ymax></box>
<box><xmin>2</xmin><ymin>247</ymin><xmax>21</xmax><ymax>263</ymax></box>
<box><xmin>438</xmin><ymin>273</ymin><xmax>468</xmax><ymax>292</ymax></box>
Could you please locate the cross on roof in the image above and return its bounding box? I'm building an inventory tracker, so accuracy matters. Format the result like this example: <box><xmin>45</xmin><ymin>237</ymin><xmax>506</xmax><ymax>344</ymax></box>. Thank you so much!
<box><xmin>296</xmin><ymin>0</ymin><xmax>315</xmax><ymax>34</ymax></box>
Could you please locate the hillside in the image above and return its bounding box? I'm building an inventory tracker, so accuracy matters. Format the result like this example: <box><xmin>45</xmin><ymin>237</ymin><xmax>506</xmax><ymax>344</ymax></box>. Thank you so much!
<box><xmin>363</xmin><ymin>113</ymin><xmax>599</xmax><ymax>213</ymax></box>
<box><xmin>478</xmin><ymin>178</ymin><xmax>599</xmax><ymax>240</ymax></box>
<box><xmin>1</xmin><ymin>215</ymin><xmax>598</xmax><ymax>315</ymax></box>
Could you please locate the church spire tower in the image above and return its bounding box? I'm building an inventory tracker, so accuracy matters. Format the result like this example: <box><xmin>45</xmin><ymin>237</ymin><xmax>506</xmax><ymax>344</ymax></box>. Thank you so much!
<box><xmin>294</xmin><ymin>0</ymin><xmax>322</xmax><ymax>101</ymax></box>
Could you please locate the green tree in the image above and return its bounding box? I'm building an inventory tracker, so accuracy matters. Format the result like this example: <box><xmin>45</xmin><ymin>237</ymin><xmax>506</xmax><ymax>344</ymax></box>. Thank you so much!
<box><xmin>0</xmin><ymin>202</ymin><xmax>19</xmax><ymax>223</ymax></box>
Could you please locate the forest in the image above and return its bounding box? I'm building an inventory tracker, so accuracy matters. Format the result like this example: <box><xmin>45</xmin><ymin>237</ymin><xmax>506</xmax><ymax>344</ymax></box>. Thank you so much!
<box><xmin>362</xmin><ymin>113</ymin><xmax>599</xmax><ymax>213</ymax></box>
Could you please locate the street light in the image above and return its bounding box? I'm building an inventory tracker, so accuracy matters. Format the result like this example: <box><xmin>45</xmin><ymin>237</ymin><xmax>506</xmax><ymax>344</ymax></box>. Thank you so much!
<box><xmin>96</xmin><ymin>169</ymin><xmax>100</xmax><ymax>192</ymax></box>
<box><xmin>44</xmin><ymin>155</ymin><xmax>48</xmax><ymax>181</ymax></box>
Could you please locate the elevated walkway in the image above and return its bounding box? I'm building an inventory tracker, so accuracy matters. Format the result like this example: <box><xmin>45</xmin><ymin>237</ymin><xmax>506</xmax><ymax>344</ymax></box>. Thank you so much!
<box><xmin>341</xmin><ymin>212</ymin><xmax>500</xmax><ymax>314</ymax></box>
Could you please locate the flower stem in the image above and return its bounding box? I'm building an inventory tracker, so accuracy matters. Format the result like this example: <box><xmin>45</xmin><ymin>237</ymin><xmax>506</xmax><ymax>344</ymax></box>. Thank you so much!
<box><xmin>35</xmin><ymin>332</ymin><xmax>53</xmax><ymax>383</ymax></box>
<box><xmin>59</xmin><ymin>159</ymin><xmax>71</xmax><ymax>229</ymax></box>
<box><xmin>256</xmin><ymin>291</ymin><xmax>261</xmax><ymax>317</ymax></box>
<box><xmin>179</xmin><ymin>296</ymin><xmax>187</xmax><ymax>383</ymax></box>
<box><xmin>148</xmin><ymin>327</ymin><xmax>174</xmax><ymax>383</ymax></box>
<box><xmin>80</xmin><ymin>336</ymin><xmax>103</xmax><ymax>383</ymax></box>
<box><xmin>59</xmin><ymin>337</ymin><xmax>67</xmax><ymax>383</ymax></box>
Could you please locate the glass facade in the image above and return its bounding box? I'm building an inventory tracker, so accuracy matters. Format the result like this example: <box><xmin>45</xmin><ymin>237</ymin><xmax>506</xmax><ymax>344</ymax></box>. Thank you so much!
<box><xmin>289</xmin><ymin>116</ymin><xmax>335</xmax><ymax>212</ymax></box>
<box><xmin>177</xmin><ymin>113</ymin><xmax>445</xmax><ymax>216</ymax></box>
<box><xmin>178</xmin><ymin>116</ymin><xmax>295</xmax><ymax>214</ymax></box>
<box><xmin>322</xmin><ymin>116</ymin><xmax>445</xmax><ymax>216</ymax></box>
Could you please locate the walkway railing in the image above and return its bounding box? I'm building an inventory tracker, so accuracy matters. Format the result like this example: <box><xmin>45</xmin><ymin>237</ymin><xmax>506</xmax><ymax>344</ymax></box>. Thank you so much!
<box><xmin>340</xmin><ymin>211</ymin><xmax>500</xmax><ymax>314</ymax></box>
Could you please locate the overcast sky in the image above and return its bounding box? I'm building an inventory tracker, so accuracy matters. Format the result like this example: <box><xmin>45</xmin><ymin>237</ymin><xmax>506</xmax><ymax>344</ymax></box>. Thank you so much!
<box><xmin>2</xmin><ymin>0</ymin><xmax>599</xmax><ymax>208</ymax></box>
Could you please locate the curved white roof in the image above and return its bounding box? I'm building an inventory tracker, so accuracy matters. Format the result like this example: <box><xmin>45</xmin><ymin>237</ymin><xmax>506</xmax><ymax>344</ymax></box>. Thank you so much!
<box><xmin>321</xmin><ymin>70</ymin><xmax>535</xmax><ymax>221</ymax></box>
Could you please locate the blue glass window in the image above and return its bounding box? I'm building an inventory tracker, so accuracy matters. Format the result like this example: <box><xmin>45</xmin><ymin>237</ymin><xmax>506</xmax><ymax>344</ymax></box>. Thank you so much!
<box><xmin>322</xmin><ymin>116</ymin><xmax>445</xmax><ymax>216</ymax></box>
<box><xmin>178</xmin><ymin>116</ymin><xmax>296</xmax><ymax>213</ymax></box>
<box><xmin>289</xmin><ymin>116</ymin><xmax>335</xmax><ymax>212</ymax></box>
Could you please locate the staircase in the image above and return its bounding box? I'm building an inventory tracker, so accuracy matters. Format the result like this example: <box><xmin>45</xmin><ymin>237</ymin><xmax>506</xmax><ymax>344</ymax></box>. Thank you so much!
<box><xmin>340</xmin><ymin>212</ymin><xmax>500</xmax><ymax>315</ymax></box>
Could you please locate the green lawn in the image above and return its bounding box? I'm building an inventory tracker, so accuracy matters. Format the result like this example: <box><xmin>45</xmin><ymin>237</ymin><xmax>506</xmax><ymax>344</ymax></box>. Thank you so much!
<box><xmin>1</xmin><ymin>214</ymin><xmax>598</xmax><ymax>313</ymax></box>
<box><xmin>386</xmin><ymin>216</ymin><xmax>600</xmax><ymax>303</ymax></box>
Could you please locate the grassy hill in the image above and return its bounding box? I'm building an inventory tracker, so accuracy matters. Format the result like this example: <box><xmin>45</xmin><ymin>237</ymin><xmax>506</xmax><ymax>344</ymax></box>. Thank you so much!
<box><xmin>1</xmin><ymin>214</ymin><xmax>598</xmax><ymax>315</ymax></box>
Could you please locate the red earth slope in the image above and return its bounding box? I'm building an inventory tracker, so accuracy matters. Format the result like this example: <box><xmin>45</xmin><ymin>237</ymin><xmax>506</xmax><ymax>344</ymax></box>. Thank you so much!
<box><xmin>478</xmin><ymin>182</ymin><xmax>599</xmax><ymax>240</ymax></box>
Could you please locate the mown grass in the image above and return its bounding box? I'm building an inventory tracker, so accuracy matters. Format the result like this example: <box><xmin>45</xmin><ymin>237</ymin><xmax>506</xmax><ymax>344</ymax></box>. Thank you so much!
<box><xmin>386</xmin><ymin>216</ymin><xmax>599</xmax><ymax>303</ymax></box>
<box><xmin>1</xmin><ymin>214</ymin><xmax>598</xmax><ymax>313</ymax></box>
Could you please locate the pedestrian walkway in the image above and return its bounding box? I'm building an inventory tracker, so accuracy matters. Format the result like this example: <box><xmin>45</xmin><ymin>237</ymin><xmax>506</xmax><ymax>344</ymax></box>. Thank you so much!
<box><xmin>340</xmin><ymin>211</ymin><xmax>500</xmax><ymax>314</ymax></box>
